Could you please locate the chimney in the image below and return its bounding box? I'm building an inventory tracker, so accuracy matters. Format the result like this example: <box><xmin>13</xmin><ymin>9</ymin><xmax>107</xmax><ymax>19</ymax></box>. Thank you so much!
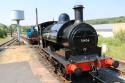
<box><xmin>73</xmin><ymin>5</ymin><xmax>84</xmax><ymax>23</ymax></box>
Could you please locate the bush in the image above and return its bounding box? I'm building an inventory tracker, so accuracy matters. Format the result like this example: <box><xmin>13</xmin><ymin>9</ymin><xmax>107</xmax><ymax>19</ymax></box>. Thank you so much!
<box><xmin>98</xmin><ymin>31</ymin><xmax>125</xmax><ymax>61</ymax></box>
<box><xmin>98</xmin><ymin>36</ymin><xmax>122</xmax><ymax>46</ymax></box>
<box><xmin>0</xmin><ymin>29</ymin><xmax>7</xmax><ymax>38</ymax></box>
<box><xmin>114</xmin><ymin>30</ymin><xmax>125</xmax><ymax>42</ymax></box>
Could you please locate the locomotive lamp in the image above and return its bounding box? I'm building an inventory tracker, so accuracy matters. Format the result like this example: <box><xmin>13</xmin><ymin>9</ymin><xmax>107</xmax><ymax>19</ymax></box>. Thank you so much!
<box><xmin>11</xmin><ymin>10</ymin><xmax>24</xmax><ymax>44</ymax></box>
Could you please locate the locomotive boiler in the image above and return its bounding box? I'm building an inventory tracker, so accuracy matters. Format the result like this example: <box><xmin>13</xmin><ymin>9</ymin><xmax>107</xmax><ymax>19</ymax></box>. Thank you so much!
<box><xmin>39</xmin><ymin>5</ymin><xmax>119</xmax><ymax>79</ymax></box>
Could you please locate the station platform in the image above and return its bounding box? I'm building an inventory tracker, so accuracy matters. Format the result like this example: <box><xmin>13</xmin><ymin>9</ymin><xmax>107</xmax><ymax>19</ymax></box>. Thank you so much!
<box><xmin>0</xmin><ymin>62</ymin><xmax>40</xmax><ymax>83</ymax></box>
<box><xmin>0</xmin><ymin>45</ymin><xmax>61</xmax><ymax>83</ymax></box>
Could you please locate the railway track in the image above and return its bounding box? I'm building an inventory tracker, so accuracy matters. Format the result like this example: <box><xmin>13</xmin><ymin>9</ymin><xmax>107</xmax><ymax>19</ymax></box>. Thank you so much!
<box><xmin>118</xmin><ymin>61</ymin><xmax>125</xmax><ymax>76</ymax></box>
<box><xmin>110</xmin><ymin>61</ymin><xmax>125</xmax><ymax>77</ymax></box>
<box><xmin>0</xmin><ymin>37</ymin><xmax>17</xmax><ymax>48</ymax></box>
<box><xmin>37</xmin><ymin>47</ymin><xmax>106</xmax><ymax>83</ymax></box>
<box><xmin>31</xmin><ymin>45</ymin><xmax>125</xmax><ymax>83</ymax></box>
<box><xmin>38</xmin><ymin>48</ymin><xmax>69</xmax><ymax>83</ymax></box>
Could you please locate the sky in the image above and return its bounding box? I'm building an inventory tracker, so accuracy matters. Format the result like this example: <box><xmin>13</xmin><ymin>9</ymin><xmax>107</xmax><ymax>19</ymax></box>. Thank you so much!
<box><xmin>0</xmin><ymin>0</ymin><xmax>125</xmax><ymax>26</ymax></box>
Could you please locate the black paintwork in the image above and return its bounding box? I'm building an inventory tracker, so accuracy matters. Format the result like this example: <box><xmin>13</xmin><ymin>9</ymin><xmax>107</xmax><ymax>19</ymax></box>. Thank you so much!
<box><xmin>38</xmin><ymin>5</ymin><xmax>101</xmax><ymax>59</ymax></box>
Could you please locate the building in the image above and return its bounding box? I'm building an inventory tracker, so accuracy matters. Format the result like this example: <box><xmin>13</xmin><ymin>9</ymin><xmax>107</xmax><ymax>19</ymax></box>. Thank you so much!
<box><xmin>93</xmin><ymin>24</ymin><xmax>113</xmax><ymax>38</ymax></box>
<box><xmin>92</xmin><ymin>23</ymin><xmax>125</xmax><ymax>38</ymax></box>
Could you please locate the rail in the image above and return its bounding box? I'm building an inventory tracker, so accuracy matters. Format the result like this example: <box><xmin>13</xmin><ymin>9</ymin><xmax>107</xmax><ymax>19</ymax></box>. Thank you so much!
<box><xmin>113</xmin><ymin>61</ymin><xmax>125</xmax><ymax>76</ymax></box>
<box><xmin>108</xmin><ymin>61</ymin><xmax>125</xmax><ymax>79</ymax></box>
<box><xmin>0</xmin><ymin>37</ymin><xmax>17</xmax><ymax>48</ymax></box>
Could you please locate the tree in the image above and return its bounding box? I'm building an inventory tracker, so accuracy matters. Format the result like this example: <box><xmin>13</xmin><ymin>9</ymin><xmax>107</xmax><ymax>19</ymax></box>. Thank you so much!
<box><xmin>0</xmin><ymin>23</ymin><xmax>8</xmax><ymax>38</ymax></box>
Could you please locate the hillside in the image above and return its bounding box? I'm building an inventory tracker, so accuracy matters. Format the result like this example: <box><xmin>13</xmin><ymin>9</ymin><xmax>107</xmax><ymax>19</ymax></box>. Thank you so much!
<box><xmin>86</xmin><ymin>16</ymin><xmax>125</xmax><ymax>25</ymax></box>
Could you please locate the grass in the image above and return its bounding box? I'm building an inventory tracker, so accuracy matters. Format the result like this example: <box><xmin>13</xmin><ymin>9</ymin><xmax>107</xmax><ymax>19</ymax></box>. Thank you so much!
<box><xmin>98</xmin><ymin>36</ymin><xmax>125</xmax><ymax>61</ymax></box>
<box><xmin>0</xmin><ymin>35</ymin><xmax>12</xmax><ymax>45</ymax></box>
<box><xmin>106</xmin><ymin>44</ymin><xmax>125</xmax><ymax>61</ymax></box>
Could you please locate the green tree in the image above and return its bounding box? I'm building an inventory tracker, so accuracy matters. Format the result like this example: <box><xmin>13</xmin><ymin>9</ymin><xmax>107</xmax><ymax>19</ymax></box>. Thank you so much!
<box><xmin>0</xmin><ymin>23</ymin><xmax>8</xmax><ymax>38</ymax></box>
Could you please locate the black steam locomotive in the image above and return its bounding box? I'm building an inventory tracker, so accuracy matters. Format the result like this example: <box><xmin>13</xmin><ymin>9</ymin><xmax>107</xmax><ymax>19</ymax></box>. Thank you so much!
<box><xmin>39</xmin><ymin>5</ymin><xmax>118</xmax><ymax>79</ymax></box>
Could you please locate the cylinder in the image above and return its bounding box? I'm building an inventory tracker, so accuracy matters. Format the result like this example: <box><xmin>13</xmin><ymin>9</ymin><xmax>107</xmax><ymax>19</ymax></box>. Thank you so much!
<box><xmin>73</xmin><ymin>5</ymin><xmax>84</xmax><ymax>23</ymax></box>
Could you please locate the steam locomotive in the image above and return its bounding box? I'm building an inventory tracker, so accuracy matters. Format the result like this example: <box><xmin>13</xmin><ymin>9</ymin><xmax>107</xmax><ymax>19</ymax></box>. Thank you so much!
<box><xmin>26</xmin><ymin>26</ymin><xmax>39</xmax><ymax>44</ymax></box>
<box><xmin>39</xmin><ymin>5</ymin><xmax>119</xmax><ymax>79</ymax></box>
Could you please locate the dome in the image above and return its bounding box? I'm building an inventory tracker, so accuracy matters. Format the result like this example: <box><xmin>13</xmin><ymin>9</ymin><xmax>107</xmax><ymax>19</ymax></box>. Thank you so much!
<box><xmin>58</xmin><ymin>13</ymin><xmax>70</xmax><ymax>22</ymax></box>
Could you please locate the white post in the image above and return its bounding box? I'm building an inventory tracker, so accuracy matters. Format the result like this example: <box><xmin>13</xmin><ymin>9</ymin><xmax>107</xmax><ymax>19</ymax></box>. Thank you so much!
<box><xmin>17</xmin><ymin>20</ymin><xmax>21</xmax><ymax>43</ymax></box>
<box><xmin>102</xmin><ymin>44</ymin><xmax>107</xmax><ymax>56</ymax></box>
